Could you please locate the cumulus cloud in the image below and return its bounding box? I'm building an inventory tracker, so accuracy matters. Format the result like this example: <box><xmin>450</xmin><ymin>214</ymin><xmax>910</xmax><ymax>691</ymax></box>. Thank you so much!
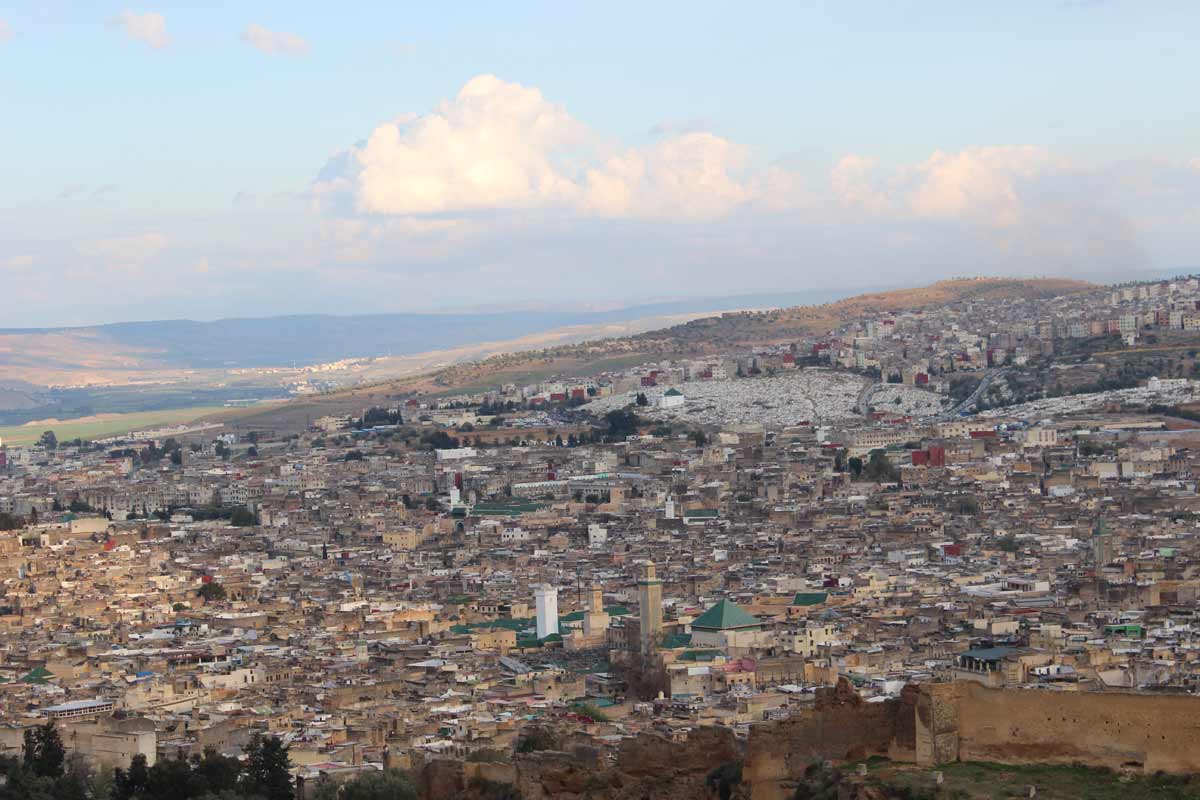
<box><xmin>116</xmin><ymin>11</ymin><xmax>170</xmax><ymax>49</ymax></box>
<box><xmin>832</xmin><ymin>145</ymin><xmax>1071</xmax><ymax>227</ymax></box>
<box><xmin>314</xmin><ymin>74</ymin><xmax>765</xmax><ymax>220</ymax></box>
<box><xmin>240</xmin><ymin>23</ymin><xmax>309</xmax><ymax>57</ymax></box>
<box><xmin>0</xmin><ymin>19</ymin><xmax>13</xmax><ymax>44</ymax></box>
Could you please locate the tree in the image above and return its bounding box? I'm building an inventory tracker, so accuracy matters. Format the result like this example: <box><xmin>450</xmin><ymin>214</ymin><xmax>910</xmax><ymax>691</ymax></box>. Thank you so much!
<box><xmin>847</xmin><ymin>457</ymin><xmax>863</xmax><ymax>478</ymax></box>
<box><xmin>611</xmin><ymin>651</ymin><xmax>669</xmax><ymax>701</ymax></box>
<box><xmin>111</xmin><ymin>753</ymin><xmax>151</xmax><ymax>800</ymax></box>
<box><xmin>635</xmin><ymin>392</ymin><xmax>649</xmax><ymax>407</ymax></box>
<box><xmin>514</xmin><ymin>727</ymin><xmax>559</xmax><ymax>754</ymax></box>
<box><xmin>242</xmin><ymin>734</ymin><xmax>293</xmax><ymax>800</ymax></box>
<box><xmin>230</xmin><ymin>508</ymin><xmax>257</xmax><ymax>527</ymax></box>
<box><xmin>22</xmin><ymin>720</ymin><xmax>65</xmax><ymax>778</ymax></box>
<box><xmin>863</xmin><ymin>450</ymin><xmax>899</xmax><ymax>482</ymax></box>
<box><xmin>706</xmin><ymin>761</ymin><xmax>743</xmax><ymax>800</ymax></box>
<box><xmin>603</xmin><ymin>409</ymin><xmax>640</xmax><ymax>441</ymax></box>
<box><xmin>198</xmin><ymin>582</ymin><xmax>227</xmax><ymax>602</ymax></box>
<box><xmin>194</xmin><ymin>747</ymin><xmax>242</xmax><ymax>795</ymax></box>
<box><xmin>311</xmin><ymin>769</ymin><xmax>416</xmax><ymax>800</ymax></box>
<box><xmin>38</xmin><ymin>431</ymin><xmax>57</xmax><ymax>450</ymax></box>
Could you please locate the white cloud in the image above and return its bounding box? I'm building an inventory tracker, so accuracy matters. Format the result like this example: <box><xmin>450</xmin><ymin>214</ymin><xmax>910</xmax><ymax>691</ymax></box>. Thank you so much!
<box><xmin>116</xmin><ymin>11</ymin><xmax>170</xmax><ymax>49</ymax></box>
<box><xmin>315</xmin><ymin>74</ymin><xmax>766</xmax><ymax>221</ymax></box>
<box><xmin>240</xmin><ymin>23</ymin><xmax>309</xmax><ymax>57</ymax></box>
<box><xmin>585</xmin><ymin>133</ymin><xmax>752</xmax><ymax>218</ymax></box>
<box><xmin>340</xmin><ymin>75</ymin><xmax>585</xmax><ymax>215</ymax></box>
<box><xmin>832</xmin><ymin>145</ymin><xmax>1069</xmax><ymax>227</ymax></box>
<box><xmin>906</xmin><ymin>146</ymin><xmax>1063</xmax><ymax>226</ymax></box>
<box><xmin>831</xmin><ymin>155</ymin><xmax>891</xmax><ymax>215</ymax></box>
<box><xmin>0</xmin><ymin>19</ymin><xmax>13</xmax><ymax>45</ymax></box>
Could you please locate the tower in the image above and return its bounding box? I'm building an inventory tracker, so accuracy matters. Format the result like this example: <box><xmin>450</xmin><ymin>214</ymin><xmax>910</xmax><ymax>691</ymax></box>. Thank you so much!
<box><xmin>638</xmin><ymin>562</ymin><xmax>663</xmax><ymax>654</ymax></box>
<box><xmin>583</xmin><ymin>584</ymin><xmax>609</xmax><ymax>638</ymax></box>
<box><xmin>534</xmin><ymin>585</ymin><xmax>559</xmax><ymax>639</ymax></box>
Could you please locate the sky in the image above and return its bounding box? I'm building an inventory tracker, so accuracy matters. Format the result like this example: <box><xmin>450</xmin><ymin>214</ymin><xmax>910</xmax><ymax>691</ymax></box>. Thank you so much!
<box><xmin>1</xmin><ymin>1</ymin><xmax>1199</xmax><ymax>327</ymax></box>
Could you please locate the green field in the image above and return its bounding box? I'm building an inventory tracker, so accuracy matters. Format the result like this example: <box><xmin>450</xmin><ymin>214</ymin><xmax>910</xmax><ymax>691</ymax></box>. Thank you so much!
<box><xmin>0</xmin><ymin>406</ymin><xmax>230</xmax><ymax>446</ymax></box>
<box><xmin>857</xmin><ymin>759</ymin><xmax>1200</xmax><ymax>799</ymax></box>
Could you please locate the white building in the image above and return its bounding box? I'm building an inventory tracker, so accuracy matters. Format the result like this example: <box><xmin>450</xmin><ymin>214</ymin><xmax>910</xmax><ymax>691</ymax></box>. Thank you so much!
<box><xmin>534</xmin><ymin>585</ymin><xmax>559</xmax><ymax>639</ymax></box>
<box><xmin>654</xmin><ymin>388</ymin><xmax>686</xmax><ymax>408</ymax></box>
<box><xmin>587</xmin><ymin>523</ymin><xmax>608</xmax><ymax>548</ymax></box>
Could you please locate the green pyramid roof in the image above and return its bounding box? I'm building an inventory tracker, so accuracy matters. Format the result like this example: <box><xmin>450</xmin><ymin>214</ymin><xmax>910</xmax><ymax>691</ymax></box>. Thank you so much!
<box><xmin>691</xmin><ymin>599</ymin><xmax>761</xmax><ymax>631</ymax></box>
<box><xmin>21</xmin><ymin>667</ymin><xmax>54</xmax><ymax>684</ymax></box>
<box><xmin>664</xmin><ymin>388</ymin><xmax>683</xmax><ymax>396</ymax></box>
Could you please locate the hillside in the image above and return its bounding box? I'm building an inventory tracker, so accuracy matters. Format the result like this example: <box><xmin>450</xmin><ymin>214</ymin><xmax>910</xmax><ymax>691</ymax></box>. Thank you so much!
<box><xmin>627</xmin><ymin>276</ymin><xmax>1093</xmax><ymax>352</ymax></box>
<box><xmin>416</xmin><ymin>277</ymin><xmax>1094</xmax><ymax>389</ymax></box>
<box><xmin>218</xmin><ymin>277</ymin><xmax>1095</xmax><ymax>432</ymax></box>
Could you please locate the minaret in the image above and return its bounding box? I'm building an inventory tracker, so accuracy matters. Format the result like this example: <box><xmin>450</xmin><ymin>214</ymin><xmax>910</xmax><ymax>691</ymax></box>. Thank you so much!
<box><xmin>534</xmin><ymin>585</ymin><xmax>559</xmax><ymax>639</ymax></box>
<box><xmin>638</xmin><ymin>563</ymin><xmax>663</xmax><ymax>654</ymax></box>
<box><xmin>584</xmin><ymin>584</ymin><xmax>609</xmax><ymax>638</ymax></box>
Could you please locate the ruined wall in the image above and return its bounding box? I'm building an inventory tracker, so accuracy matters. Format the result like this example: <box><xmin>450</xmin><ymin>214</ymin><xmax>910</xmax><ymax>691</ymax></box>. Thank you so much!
<box><xmin>513</xmin><ymin>727</ymin><xmax>742</xmax><ymax>800</ymax></box>
<box><xmin>913</xmin><ymin>682</ymin><xmax>958</xmax><ymax>767</ymax></box>
<box><xmin>744</xmin><ymin>679</ymin><xmax>911</xmax><ymax>800</ymax></box>
<box><xmin>419</xmin><ymin>682</ymin><xmax>1200</xmax><ymax>800</ymax></box>
<box><xmin>951</xmin><ymin>681</ymin><xmax>1200</xmax><ymax>774</ymax></box>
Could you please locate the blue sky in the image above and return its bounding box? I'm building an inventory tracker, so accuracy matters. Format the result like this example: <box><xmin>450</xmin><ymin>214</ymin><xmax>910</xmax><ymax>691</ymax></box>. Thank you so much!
<box><xmin>2</xmin><ymin>2</ymin><xmax>1198</xmax><ymax>326</ymax></box>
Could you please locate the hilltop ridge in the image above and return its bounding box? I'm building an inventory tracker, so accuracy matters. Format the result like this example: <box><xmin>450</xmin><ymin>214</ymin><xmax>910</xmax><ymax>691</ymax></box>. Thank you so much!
<box><xmin>218</xmin><ymin>276</ymin><xmax>1095</xmax><ymax>432</ymax></box>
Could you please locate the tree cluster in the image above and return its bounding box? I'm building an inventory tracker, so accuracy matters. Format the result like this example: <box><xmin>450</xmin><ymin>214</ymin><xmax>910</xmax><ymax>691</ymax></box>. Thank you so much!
<box><xmin>110</xmin><ymin>735</ymin><xmax>292</xmax><ymax>800</ymax></box>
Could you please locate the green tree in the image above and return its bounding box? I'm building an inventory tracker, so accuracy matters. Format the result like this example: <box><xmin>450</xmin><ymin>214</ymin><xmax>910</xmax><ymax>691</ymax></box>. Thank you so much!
<box><xmin>242</xmin><ymin>734</ymin><xmax>293</xmax><ymax>800</ymax></box>
<box><xmin>863</xmin><ymin>450</ymin><xmax>899</xmax><ymax>482</ymax></box>
<box><xmin>22</xmin><ymin>720</ymin><xmax>65</xmax><ymax>778</ymax></box>
<box><xmin>112</xmin><ymin>753</ymin><xmax>150</xmax><ymax>800</ymax></box>
<box><xmin>38</xmin><ymin>431</ymin><xmax>57</xmax><ymax>450</ymax></box>
<box><xmin>310</xmin><ymin>769</ymin><xmax>416</xmax><ymax>800</ymax></box>
<box><xmin>194</xmin><ymin>747</ymin><xmax>242</xmax><ymax>795</ymax></box>
<box><xmin>603</xmin><ymin>409</ymin><xmax>640</xmax><ymax>441</ymax></box>
<box><xmin>198</xmin><ymin>582</ymin><xmax>227</xmax><ymax>602</ymax></box>
<box><xmin>230</xmin><ymin>508</ymin><xmax>257</xmax><ymax>527</ymax></box>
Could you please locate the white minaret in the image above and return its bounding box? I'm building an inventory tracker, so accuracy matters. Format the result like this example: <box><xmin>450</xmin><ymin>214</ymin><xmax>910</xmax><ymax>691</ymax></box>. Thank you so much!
<box><xmin>534</xmin><ymin>585</ymin><xmax>559</xmax><ymax>639</ymax></box>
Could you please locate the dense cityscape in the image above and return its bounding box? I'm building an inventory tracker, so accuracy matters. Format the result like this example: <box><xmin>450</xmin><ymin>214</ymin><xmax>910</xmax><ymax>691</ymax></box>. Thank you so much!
<box><xmin>7</xmin><ymin>277</ymin><xmax>1200</xmax><ymax>797</ymax></box>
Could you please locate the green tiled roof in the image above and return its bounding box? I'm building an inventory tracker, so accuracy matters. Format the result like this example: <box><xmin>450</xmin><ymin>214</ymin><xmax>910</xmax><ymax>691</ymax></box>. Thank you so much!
<box><xmin>450</xmin><ymin>617</ymin><xmax>535</xmax><ymax>634</ymax></box>
<box><xmin>472</xmin><ymin>500</ymin><xmax>548</xmax><ymax>517</ymax></box>
<box><xmin>661</xmin><ymin>633</ymin><xmax>693</xmax><ymax>649</ymax></box>
<box><xmin>792</xmin><ymin>592</ymin><xmax>828</xmax><ymax>606</ymax></box>
<box><xmin>690</xmin><ymin>599</ymin><xmax>761</xmax><ymax>631</ymax></box>
<box><xmin>21</xmin><ymin>667</ymin><xmax>54</xmax><ymax>685</ymax></box>
<box><xmin>560</xmin><ymin>605</ymin><xmax>630</xmax><ymax>624</ymax></box>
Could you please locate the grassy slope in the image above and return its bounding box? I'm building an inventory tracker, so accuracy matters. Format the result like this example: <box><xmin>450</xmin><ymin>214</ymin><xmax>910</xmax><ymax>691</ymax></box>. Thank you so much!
<box><xmin>0</xmin><ymin>405</ymin><xmax>236</xmax><ymax>445</ymax></box>
<box><xmin>866</xmin><ymin>759</ymin><xmax>1200</xmax><ymax>799</ymax></box>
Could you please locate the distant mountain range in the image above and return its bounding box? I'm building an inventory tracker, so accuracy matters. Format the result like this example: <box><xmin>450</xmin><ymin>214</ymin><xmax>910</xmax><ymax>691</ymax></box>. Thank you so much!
<box><xmin>0</xmin><ymin>289</ymin><xmax>859</xmax><ymax>375</ymax></box>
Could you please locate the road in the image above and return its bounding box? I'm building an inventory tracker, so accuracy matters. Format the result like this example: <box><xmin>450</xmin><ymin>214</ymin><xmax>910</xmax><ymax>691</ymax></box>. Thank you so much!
<box><xmin>942</xmin><ymin>368</ymin><xmax>1009</xmax><ymax>418</ymax></box>
<box><xmin>855</xmin><ymin>381</ymin><xmax>883</xmax><ymax>416</ymax></box>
